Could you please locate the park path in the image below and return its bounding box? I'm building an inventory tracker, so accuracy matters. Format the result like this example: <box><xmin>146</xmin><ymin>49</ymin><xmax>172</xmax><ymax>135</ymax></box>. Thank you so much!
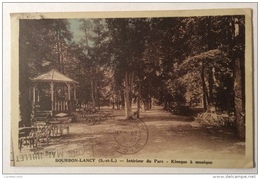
<box><xmin>137</xmin><ymin>106</ymin><xmax>245</xmax><ymax>159</ymax></box>
<box><xmin>18</xmin><ymin>106</ymin><xmax>245</xmax><ymax>164</ymax></box>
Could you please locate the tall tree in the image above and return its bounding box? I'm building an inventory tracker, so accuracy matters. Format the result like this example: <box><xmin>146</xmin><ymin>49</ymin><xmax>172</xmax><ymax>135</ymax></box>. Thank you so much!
<box><xmin>106</xmin><ymin>18</ymin><xmax>149</xmax><ymax>119</ymax></box>
<box><xmin>78</xmin><ymin>19</ymin><xmax>110</xmax><ymax>110</ymax></box>
<box><xmin>231</xmin><ymin>16</ymin><xmax>245</xmax><ymax>139</ymax></box>
<box><xmin>19</xmin><ymin>19</ymin><xmax>72</xmax><ymax>125</ymax></box>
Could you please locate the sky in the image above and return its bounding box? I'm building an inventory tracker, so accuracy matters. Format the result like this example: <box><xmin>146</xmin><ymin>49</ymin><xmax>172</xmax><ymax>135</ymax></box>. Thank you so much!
<box><xmin>68</xmin><ymin>19</ymin><xmax>100</xmax><ymax>47</ymax></box>
<box><xmin>69</xmin><ymin>19</ymin><xmax>84</xmax><ymax>43</ymax></box>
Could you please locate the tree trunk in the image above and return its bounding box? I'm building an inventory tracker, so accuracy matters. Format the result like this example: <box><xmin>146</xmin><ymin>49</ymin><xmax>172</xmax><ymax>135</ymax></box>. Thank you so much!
<box><xmin>116</xmin><ymin>91</ymin><xmax>120</xmax><ymax>109</ymax></box>
<box><xmin>129</xmin><ymin>72</ymin><xmax>134</xmax><ymax>108</ymax></box>
<box><xmin>19</xmin><ymin>71</ymin><xmax>31</xmax><ymax>127</ymax></box>
<box><xmin>59</xmin><ymin>30</ymin><xmax>65</xmax><ymax>74</ymax></box>
<box><xmin>19</xmin><ymin>21</ymin><xmax>32</xmax><ymax>127</ymax></box>
<box><xmin>143</xmin><ymin>99</ymin><xmax>149</xmax><ymax>111</ymax></box>
<box><xmin>232</xmin><ymin>17</ymin><xmax>245</xmax><ymax>140</ymax></box>
<box><xmin>201</xmin><ymin>62</ymin><xmax>208</xmax><ymax>111</ymax></box>
<box><xmin>112</xmin><ymin>95</ymin><xmax>115</xmax><ymax>109</ymax></box>
<box><xmin>207</xmin><ymin>16</ymin><xmax>214</xmax><ymax>106</ymax></box>
<box><xmin>163</xmin><ymin>100</ymin><xmax>168</xmax><ymax>110</ymax></box>
<box><xmin>124</xmin><ymin>72</ymin><xmax>132</xmax><ymax>119</ymax></box>
<box><xmin>96</xmin><ymin>80</ymin><xmax>100</xmax><ymax>110</ymax></box>
<box><xmin>234</xmin><ymin>57</ymin><xmax>245</xmax><ymax>139</ymax></box>
<box><xmin>137</xmin><ymin>81</ymin><xmax>141</xmax><ymax>118</ymax></box>
<box><xmin>97</xmin><ymin>88</ymin><xmax>100</xmax><ymax>110</ymax></box>
<box><xmin>149</xmin><ymin>96</ymin><xmax>152</xmax><ymax>109</ymax></box>
<box><xmin>208</xmin><ymin>66</ymin><xmax>214</xmax><ymax>104</ymax></box>
<box><xmin>91</xmin><ymin>74</ymin><xmax>96</xmax><ymax>110</ymax></box>
<box><xmin>56</xmin><ymin>30</ymin><xmax>62</xmax><ymax>73</ymax></box>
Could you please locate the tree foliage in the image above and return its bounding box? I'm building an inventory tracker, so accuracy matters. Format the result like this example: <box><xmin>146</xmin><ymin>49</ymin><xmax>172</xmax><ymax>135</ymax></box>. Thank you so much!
<box><xmin>19</xmin><ymin>15</ymin><xmax>246</xmax><ymax>138</ymax></box>
<box><xmin>19</xmin><ymin>19</ymin><xmax>72</xmax><ymax>126</ymax></box>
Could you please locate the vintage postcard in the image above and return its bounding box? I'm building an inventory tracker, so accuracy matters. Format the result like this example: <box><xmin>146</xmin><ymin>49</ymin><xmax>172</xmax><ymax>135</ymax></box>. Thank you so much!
<box><xmin>10</xmin><ymin>8</ymin><xmax>254</xmax><ymax>168</ymax></box>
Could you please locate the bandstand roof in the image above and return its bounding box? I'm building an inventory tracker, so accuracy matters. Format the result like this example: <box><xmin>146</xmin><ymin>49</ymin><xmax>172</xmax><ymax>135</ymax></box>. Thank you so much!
<box><xmin>32</xmin><ymin>69</ymin><xmax>78</xmax><ymax>84</ymax></box>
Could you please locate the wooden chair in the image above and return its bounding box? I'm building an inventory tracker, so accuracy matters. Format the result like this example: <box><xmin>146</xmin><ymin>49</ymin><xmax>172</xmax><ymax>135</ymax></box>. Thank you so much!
<box><xmin>32</xmin><ymin>122</ymin><xmax>51</xmax><ymax>147</ymax></box>
<box><xmin>18</xmin><ymin>127</ymin><xmax>37</xmax><ymax>151</ymax></box>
